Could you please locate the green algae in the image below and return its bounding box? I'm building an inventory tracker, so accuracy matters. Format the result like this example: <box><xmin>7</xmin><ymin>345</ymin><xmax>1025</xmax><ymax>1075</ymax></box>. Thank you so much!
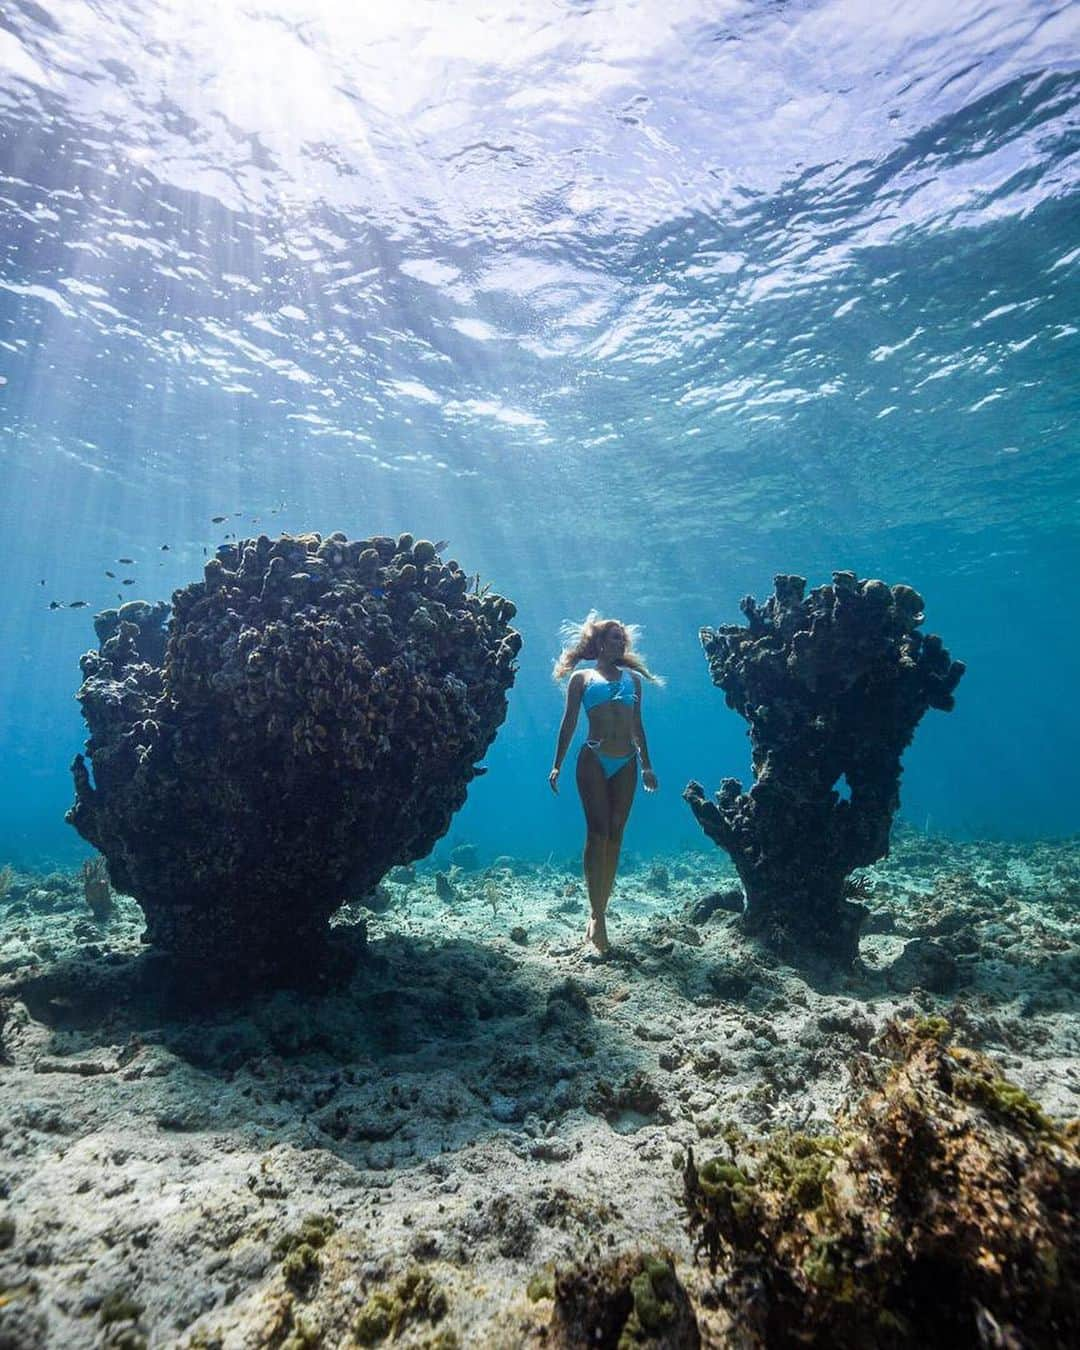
<box><xmin>526</xmin><ymin>1269</ymin><xmax>555</xmax><ymax>1302</ymax></box>
<box><xmin>272</xmin><ymin>1212</ymin><xmax>338</xmax><ymax>1260</ymax></box>
<box><xmin>757</xmin><ymin>1131</ymin><xmax>843</xmax><ymax>1211</ymax></box>
<box><xmin>951</xmin><ymin>1055</ymin><xmax>1059</xmax><ymax>1137</ymax></box>
<box><xmin>280</xmin><ymin>1312</ymin><xmax>322</xmax><ymax>1350</ymax></box>
<box><xmin>273</xmin><ymin>1213</ymin><xmax>338</xmax><ymax>1291</ymax></box>
<box><xmin>352</xmin><ymin>1268</ymin><xmax>447</xmax><ymax>1346</ymax></box>
<box><xmin>909</xmin><ymin>1014</ymin><xmax>951</xmax><ymax>1043</ymax></box>
<box><xmin>618</xmin><ymin>1256</ymin><xmax>676</xmax><ymax>1347</ymax></box>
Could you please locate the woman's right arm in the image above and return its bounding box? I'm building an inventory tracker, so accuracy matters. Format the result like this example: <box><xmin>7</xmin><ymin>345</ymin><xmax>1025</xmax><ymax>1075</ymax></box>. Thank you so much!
<box><xmin>549</xmin><ymin>672</ymin><xmax>584</xmax><ymax>794</ymax></box>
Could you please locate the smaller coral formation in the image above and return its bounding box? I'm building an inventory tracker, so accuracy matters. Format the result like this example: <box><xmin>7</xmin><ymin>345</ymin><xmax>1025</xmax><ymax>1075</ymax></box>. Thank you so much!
<box><xmin>685</xmin><ymin>572</ymin><xmax>964</xmax><ymax>962</ymax></box>
<box><xmin>683</xmin><ymin>1019</ymin><xmax>1079</xmax><ymax>1349</ymax></box>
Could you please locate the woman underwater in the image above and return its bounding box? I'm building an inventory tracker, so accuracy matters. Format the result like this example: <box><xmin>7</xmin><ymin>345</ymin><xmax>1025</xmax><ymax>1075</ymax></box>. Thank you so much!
<box><xmin>549</xmin><ymin>615</ymin><xmax>660</xmax><ymax>955</ymax></box>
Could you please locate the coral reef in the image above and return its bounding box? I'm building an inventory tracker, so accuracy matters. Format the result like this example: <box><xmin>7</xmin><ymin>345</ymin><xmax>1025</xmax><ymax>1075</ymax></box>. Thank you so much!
<box><xmin>683</xmin><ymin>1018</ymin><xmax>1079</xmax><ymax>1349</ymax></box>
<box><xmin>684</xmin><ymin>572</ymin><xmax>963</xmax><ymax>962</ymax></box>
<box><xmin>67</xmin><ymin>532</ymin><xmax>519</xmax><ymax>982</ymax></box>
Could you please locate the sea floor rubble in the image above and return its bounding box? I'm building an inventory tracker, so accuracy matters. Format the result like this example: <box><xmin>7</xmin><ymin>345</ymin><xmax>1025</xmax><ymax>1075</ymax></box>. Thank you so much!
<box><xmin>0</xmin><ymin>829</ymin><xmax>1076</xmax><ymax>1346</ymax></box>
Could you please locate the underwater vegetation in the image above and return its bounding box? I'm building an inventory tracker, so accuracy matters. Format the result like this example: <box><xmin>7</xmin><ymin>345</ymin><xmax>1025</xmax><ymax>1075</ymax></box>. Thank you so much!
<box><xmin>685</xmin><ymin>572</ymin><xmax>964</xmax><ymax>964</ymax></box>
<box><xmin>682</xmin><ymin>1017</ymin><xmax>1079</xmax><ymax>1349</ymax></box>
<box><xmin>541</xmin><ymin>1249</ymin><xmax>700</xmax><ymax>1349</ymax></box>
<box><xmin>67</xmin><ymin>531</ymin><xmax>520</xmax><ymax>985</ymax></box>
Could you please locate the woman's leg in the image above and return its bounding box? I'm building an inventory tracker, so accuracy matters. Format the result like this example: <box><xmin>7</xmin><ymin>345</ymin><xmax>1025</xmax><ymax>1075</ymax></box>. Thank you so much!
<box><xmin>576</xmin><ymin>747</ymin><xmax>611</xmax><ymax>952</ymax></box>
<box><xmin>601</xmin><ymin>758</ymin><xmax>638</xmax><ymax>910</ymax></box>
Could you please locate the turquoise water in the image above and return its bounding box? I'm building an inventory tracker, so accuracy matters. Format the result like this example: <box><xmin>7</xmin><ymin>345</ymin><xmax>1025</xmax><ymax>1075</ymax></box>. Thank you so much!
<box><xmin>0</xmin><ymin>1</ymin><xmax>1077</xmax><ymax>870</ymax></box>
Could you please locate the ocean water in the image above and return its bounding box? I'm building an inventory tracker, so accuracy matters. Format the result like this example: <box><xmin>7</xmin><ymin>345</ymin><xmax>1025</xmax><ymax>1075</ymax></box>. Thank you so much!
<box><xmin>0</xmin><ymin>0</ymin><xmax>1077</xmax><ymax>874</ymax></box>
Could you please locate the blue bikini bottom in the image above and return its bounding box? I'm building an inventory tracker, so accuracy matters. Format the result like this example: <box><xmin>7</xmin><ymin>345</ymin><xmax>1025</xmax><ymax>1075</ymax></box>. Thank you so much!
<box><xmin>586</xmin><ymin>742</ymin><xmax>637</xmax><ymax>780</ymax></box>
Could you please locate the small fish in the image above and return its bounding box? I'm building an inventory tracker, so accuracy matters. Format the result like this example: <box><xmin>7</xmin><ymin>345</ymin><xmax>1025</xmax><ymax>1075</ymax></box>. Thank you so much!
<box><xmin>69</xmin><ymin>600</ymin><xmax>88</xmax><ymax>608</ymax></box>
<box><xmin>370</xmin><ymin>586</ymin><xmax>386</xmax><ymax>599</ymax></box>
<box><xmin>122</xmin><ymin>579</ymin><xmax>135</xmax><ymax>586</ymax></box>
<box><xmin>160</xmin><ymin>544</ymin><xmax>170</xmax><ymax>551</ymax></box>
<box><xmin>118</xmin><ymin>557</ymin><xmax>134</xmax><ymax>565</ymax></box>
<box><xmin>211</xmin><ymin>515</ymin><xmax>227</xmax><ymax>523</ymax></box>
<box><xmin>49</xmin><ymin>600</ymin><xmax>64</xmax><ymax>609</ymax></box>
<box><xmin>202</xmin><ymin>547</ymin><xmax>208</xmax><ymax>556</ymax></box>
<box><xmin>105</xmin><ymin>570</ymin><xmax>115</xmax><ymax>578</ymax></box>
<box><xmin>434</xmin><ymin>539</ymin><xmax>449</xmax><ymax>552</ymax></box>
<box><xmin>39</xmin><ymin>579</ymin><xmax>45</xmax><ymax>586</ymax></box>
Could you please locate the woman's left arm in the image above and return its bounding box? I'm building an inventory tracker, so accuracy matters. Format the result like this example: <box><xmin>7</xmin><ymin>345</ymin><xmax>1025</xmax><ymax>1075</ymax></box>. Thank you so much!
<box><xmin>632</xmin><ymin>675</ymin><xmax>658</xmax><ymax>792</ymax></box>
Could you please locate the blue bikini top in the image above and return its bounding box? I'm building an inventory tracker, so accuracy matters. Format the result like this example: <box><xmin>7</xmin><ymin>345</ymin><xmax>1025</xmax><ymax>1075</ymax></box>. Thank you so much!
<box><xmin>582</xmin><ymin>667</ymin><xmax>638</xmax><ymax>712</ymax></box>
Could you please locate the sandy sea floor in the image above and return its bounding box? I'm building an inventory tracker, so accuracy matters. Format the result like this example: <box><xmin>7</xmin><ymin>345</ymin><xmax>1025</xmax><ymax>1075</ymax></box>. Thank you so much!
<box><xmin>0</xmin><ymin>830</ymin><xmax>1077</xmax><ymax>1347</ymax></box>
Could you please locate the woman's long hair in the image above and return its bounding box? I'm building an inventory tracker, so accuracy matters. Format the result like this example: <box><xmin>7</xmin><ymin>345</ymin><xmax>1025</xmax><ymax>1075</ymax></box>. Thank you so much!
<box><xmin>553</xmin><ymin>612</ymin><xmax>662</xmax><ymax>683</ymax></box>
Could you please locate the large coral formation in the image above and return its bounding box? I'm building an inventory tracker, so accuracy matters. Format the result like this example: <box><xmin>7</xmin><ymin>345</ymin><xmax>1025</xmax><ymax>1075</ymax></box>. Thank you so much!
<box><xmin>67</xmin><ymin>532</ymin><xmax>519</xmax><ymax>980</ymax></box>
<box><xmin>684</xmin><ymin>572</ymin><xmax>964</xmax><ymax>961</ymax></box>
<box><xmin>683</xmin><ymin>1019</ymin><xmax>1079</xmax><ymax>1349</ymax></box>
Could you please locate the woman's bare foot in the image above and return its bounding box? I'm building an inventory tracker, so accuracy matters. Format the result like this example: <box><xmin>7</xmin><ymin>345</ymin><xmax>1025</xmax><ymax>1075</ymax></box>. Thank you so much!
<box><xmin>586</xmin><ymin>914</ymin><xmax>610</xmax><ymax>956</ymax></box>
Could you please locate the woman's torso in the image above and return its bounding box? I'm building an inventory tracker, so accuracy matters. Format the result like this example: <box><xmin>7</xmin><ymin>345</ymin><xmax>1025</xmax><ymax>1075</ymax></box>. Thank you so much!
<box><xmin>582</xmin><ymin>667</ymin><xmax>637</xmax><ymax>753</ymax></box>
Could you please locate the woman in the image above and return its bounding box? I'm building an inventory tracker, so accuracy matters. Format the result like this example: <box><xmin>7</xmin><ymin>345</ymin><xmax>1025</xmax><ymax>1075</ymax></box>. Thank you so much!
<box><xmin>549</xmin><ymin>615</ymin><xmax>660</xmax><ymax>955</ymax></box>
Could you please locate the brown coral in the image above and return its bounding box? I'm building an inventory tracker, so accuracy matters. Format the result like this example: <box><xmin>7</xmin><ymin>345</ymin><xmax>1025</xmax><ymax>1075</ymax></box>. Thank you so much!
<box><xmin>683</xmin><ymin>1019</ymin><xmax>1079</xmax><ymax>1348</ymax></box>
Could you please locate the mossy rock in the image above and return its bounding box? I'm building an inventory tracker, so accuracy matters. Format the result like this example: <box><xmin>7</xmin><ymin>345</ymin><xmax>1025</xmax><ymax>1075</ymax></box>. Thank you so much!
<box><xmin>682</xmin><ymin>1017</ymin><xmax>1080</xmax><ymax>1349</ymax></box>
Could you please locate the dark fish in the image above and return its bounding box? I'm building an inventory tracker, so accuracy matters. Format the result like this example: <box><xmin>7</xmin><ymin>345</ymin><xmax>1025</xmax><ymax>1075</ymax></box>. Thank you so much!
<box><xmin>122</xmin><ymin>579</ymin><xmax>135</xmax><ymax>586</ymax></box>
<box><xmin>118</xmin><ymin>557</ymin><xmax>134</xmax><ymax>564</ymax></box>
<box><xmin>39</xmin><ymin>579</ymin><xmax>45</xmax><ymax>586</ymax></box>
<box><xmin>105</xmin><ymin>570</ymin><xmax>115</xmax><ymax>578</ymax></box>
<box><xmin>49</xmin><ymin>600</ymin><xmax>64</xmax><ymax>609</ymax></box>
<box><xmin>434</xmin><ymin>539</ymin><xmax>449</xmax><ymax>552</ymax></box>
<box><xmin>211</xmin><ymin>515</ymin><xmax>227</xmax><ymax>523</ymax></box>
<box><xmin>160</xmin><ymin>544</ymin><xmax>170</xmax><ymax>551</ymax></box>
<box><xmin>69</xmin><ymin>600</ymin><xmax>88</xmax><ymax>608</ymax></box>
<box><xmin>202</xmin><ymin>547</ymin><xmax>208</xmax><ymax>555</ymax></box>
